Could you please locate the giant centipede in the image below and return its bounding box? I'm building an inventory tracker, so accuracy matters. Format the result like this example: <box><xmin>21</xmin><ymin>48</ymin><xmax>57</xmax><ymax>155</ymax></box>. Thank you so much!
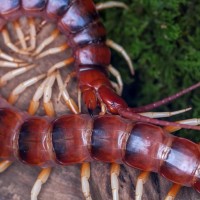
<box><xmin>0</xmin><ymin>0</ymin><xmax>200</xmax><ymax>200</ymax></box>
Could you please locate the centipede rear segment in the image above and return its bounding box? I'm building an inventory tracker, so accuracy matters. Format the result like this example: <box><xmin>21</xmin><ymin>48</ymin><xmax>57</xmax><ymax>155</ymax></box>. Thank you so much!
<box><xmin>0</xmin><ymin>0</ymin><xmax>200</xmax><ymax>200</ymax></box>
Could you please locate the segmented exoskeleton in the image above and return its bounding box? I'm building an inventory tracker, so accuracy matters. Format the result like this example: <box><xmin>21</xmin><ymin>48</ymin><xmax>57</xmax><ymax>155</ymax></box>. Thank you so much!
<box><xmin>0</xmin><ymin>95</ymin><xmax>200</xmax><ymax>199</ymax></box>
<box><xmin>0</xmin><ymin>1</ymin><xmax>200</xmax><ymax>200</ymax></box>
<box><xmin>0</xmin><ymin>0</ymin><xmax>200</xmax><ymax>128</ymax></box>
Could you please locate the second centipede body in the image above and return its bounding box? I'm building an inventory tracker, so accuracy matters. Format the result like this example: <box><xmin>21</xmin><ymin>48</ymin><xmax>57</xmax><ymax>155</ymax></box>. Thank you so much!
<box><xmin>0</xmin><ymin>96</ymin><xmax>200</xmax><ymax>195</ymax></box>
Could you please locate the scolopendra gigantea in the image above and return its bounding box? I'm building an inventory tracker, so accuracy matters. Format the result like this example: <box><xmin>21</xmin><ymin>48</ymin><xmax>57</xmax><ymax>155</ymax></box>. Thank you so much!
<box><xmin>0</xmin><ymin>0</ymin><xmax>199</xmax><ymax>200</ymax></box>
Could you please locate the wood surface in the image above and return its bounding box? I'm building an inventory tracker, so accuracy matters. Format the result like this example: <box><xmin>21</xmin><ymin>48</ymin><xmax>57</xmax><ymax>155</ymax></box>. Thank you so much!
<box><xmin>0</xmin><ymin>16</ymin><xmax>199</xmax><ymax>200</ymax></box>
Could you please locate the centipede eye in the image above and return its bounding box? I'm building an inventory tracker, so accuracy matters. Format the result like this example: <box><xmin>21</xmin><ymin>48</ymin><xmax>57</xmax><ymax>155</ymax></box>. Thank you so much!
<box><xmin>88</xmin><ymin>108</ymin><xmax>94</xmax><ymax>118</ymax></box>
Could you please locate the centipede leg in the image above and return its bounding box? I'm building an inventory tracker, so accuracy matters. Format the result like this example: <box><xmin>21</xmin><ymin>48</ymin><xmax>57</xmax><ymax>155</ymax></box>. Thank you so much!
<box><xmin>47</xmin><ymin>57</ymin><xmax>75</xmax><ymax>75</ymax></box>
<box><xmin>96</xmin><ymin>1</ymin><xmax>128</xmax><ymax>11</ymax></box>
<box><xmin>13</xmin><ymin>20</ymin><xmax>27</xmax><ymax>50</ymax></box>
<box><xmin>0</xmin><ymin>64</ymin><xmax>35</xmax><ymax>87</ymax></box>
<box><xmin>14</xmin><ymin>19</ymin><xmax>46</xmax><ymax>48</ymax></box>
<box><xmin>78</xmin><ymin>88</ymin><xmax>82</xmax><ymax>112</ymax></box>
<box><xmin>135</xmin><ymin>171</ymin><xmax>149</xmax><ymax>200</ymax></box>
<box><xmin>0</xmin><ymin>60</ymin><xmax>27</xmax><ymax>68</ymax></box>
<box><xmin>163</xmin><ymin>118</ymin><xmax>200</xmax><ymax>132</ymax></box>
<box><xmin>43</xmin><ymin>73</ymin><xmax>57</xmax><ymax>117</ymax></box>
<box><xmin>28</xmin><ymin>77</ymin><xmax>49</xmax><ymax>115</ymax></box>
<box><xmin>36</xmin><ymin>43</ymin><xmax>69</xmax><ymax>59</ymax></box>
<box><xmin>8</xmin><ymin>74</ymin><xmax>46</xmax><ymax>105</ymax></box>
<box><xmin>106</xmin><ymin>39</ymin><xmax>134</xmax><ymax>75</ymax></box>
<box><xmin>81</xmin><ymin>162</ymin><xmax>92</xmax><ymax>200</ymax></box>
<box><xmin>111</xmin><ymin>163</ymin><xmax>120</xmax><ymax>200</ymax></box>
<box><xmin>0</xmin><ymin>50</ymin><xmax>24</xmax><ymax>63</ymax></box>
<box><xmin>0</xmin><ymin>160</ymin><xmax>12</xmax><ymax>173</ymax></box>
<box><xmin>108</xmin><ymin>65</ymin><xmax>123</xmax><ymax>95</ymax></box>
<box><xmin>139</xmin><ymin>107</ymin><xmax>191</xmax><ymax>118</ymax></box>
<box><xmin>56</xmin><ymin>71</ymin><xmax>79</xmax><ymax>114</ymax></box>
<box><xmin>28</xmin><ymin>18</ymin><xmax>37</xmax><ymax>51</ymax></box>
<box><xmin>165</xmin><ymin>184</ymin><xmax>182</xmax><ymax>200</ymax></box>
<box><xmin>31</xmin><ymin>168</ymin><xmax>51</xmax><ymax>200</ymax></box>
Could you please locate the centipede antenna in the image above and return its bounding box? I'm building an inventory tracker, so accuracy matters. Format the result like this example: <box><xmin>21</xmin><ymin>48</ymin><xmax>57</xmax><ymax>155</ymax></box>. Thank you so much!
<box><xmin>0</xmin><ymin>160</ymin><xmax>12</xmax><ymax>173</ymax></box>
<box><xmin>0</xmin><ymin>64</ymin><xmax>35</xmax><ymax>87</ymax></box>
<box><xmin>111</xmin><ymin>163</ymin><xmax>120</xmax><ymax>200</ymax></box>
<box><xmin>56</xmin><ymin>71</ymin><xmax>79</xmax><ymax>114</ymax></box>
<box><xmin>43</xmin><ymin>72</ymin><xmax>57</xmax><ymax>117</ymax></box>
<box><xmin>36</xmin><ymin>43</ymin><xmax>69</xmax><ymax>59</ymax></box>
<box><xmin>108</xmin><ymin>65</ymin><xmax>123</xmax><ymax>95</ymax></box>
<box><xmin>106</xmin><ymin>39</ymin><xmax>134</xmax><ymax>75</ymax></box>
<box><xmin>81</xmin><ymin>162</ymin><xmax>92</xmax><ymax>200</ymax></box>
<box><xmin>13</xmin><ymin>20</ymin><xmax>27</xmax><ymax>50</ymax></box>
<box><xmin>139</xmin><ymin>107</ymin><xmax>192</xmax><ymax>118</ymax></box>
<box><xmin>32</xmin><ymin>29</ymin><xmax>60</xmax><ymax>56</ymax></box>
<box><xmin>96</xmin><ymin>1</ymin><xmax>128</xmax><ymax>10</ymax></box>
<box><xmin>47</xmin><ymin>57</ymin><xmax>75</xmax><ymax>75</ymax></box>
<box><xmin>165</xmin><ymin>184</ymin><xmax>181</xmax><ymax>200</ymax></box>
<box><xmin>31</xmin><ymin>168</ymin><xmax>51</xmax><ymax>200</ymax></box>
<box><xmin>28</xmin><ymin>18</ymin><xmax>37</xmax><ymax>51</ymax></box>
<box><xmin>0</xmin><ymin>50</ymin><xmax>24</xmax><ymax>63</ymax></box>
<box><xmin>132</xmin><ymin>82</ymin><xmax>200</xmax><ymax>113</ymax></box>
<box><xmin>8</xmin><ymin>74</ymin><xmax>46</xmax><ymax>105</ymax></box>
<box><xmin>28</xmin><ymin>77</ymin><xmax>49</xmax><ymax>115</ymax></box>
<box><xmin>0</xmin><ymin>60</ymin><xmax>27</xmax><ymax>68</ymax></box>
<box><xmin>135</xmin><ymin>171</ymin><xmax>149</xmax><ymax>200</ymax></box>
<box><xmin>2</xmin><ymin>29</ymin><xmax>30</xmax><ymax>55</ymax></box>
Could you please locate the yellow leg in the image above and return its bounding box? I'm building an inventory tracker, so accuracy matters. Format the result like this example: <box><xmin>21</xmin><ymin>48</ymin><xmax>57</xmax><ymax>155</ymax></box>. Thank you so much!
<box><xmin>31</xmin><ymin>168</ymin><xmax>51</xmax><ymax>200</ymax></box>
<box><xmin>0</xmin><ymin>160</ymin><xmax>12</xmax><ymax>173</ymax></box>
<box><xmin>165</xmin><ymin>184</ymin><xmax>181</xmax><ymax>200</ymax></box>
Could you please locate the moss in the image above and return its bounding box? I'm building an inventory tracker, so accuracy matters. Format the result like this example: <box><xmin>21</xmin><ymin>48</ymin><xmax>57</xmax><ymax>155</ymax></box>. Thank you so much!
<box><xmin>95</xmin><ymin>0</ymin><xmax>200</xmax><ymax>141</ymax></box>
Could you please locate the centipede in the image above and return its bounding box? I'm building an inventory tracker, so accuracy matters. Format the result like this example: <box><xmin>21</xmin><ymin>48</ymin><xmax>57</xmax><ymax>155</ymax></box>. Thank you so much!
<box><xmin>0</xmin><ymin>0</ymin><xmax>200</xmax><ymax>200</ymax></box>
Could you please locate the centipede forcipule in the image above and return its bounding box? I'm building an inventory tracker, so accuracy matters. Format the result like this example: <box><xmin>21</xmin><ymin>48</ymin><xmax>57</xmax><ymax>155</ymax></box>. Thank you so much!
<box><xmin>0</xmin><ymin>0</ymin><xmax>199</xmax><ymax>200</ymax></box>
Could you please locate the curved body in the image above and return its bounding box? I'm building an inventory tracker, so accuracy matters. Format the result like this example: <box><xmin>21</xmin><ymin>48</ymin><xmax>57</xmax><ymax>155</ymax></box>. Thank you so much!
<box><xmin>0</xmin><ymin>96</ymin><xmax>200</xmax><ymax>193</ymax></box>
<box><xmin>0</xmin><ymin>0</ymin><xmax>200</xmax><ymax>133</ymax></box>
<box><xmin>0</xmin><ymin>0</ymin><xmax>127</xmax><ymax>113</ymax></box>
